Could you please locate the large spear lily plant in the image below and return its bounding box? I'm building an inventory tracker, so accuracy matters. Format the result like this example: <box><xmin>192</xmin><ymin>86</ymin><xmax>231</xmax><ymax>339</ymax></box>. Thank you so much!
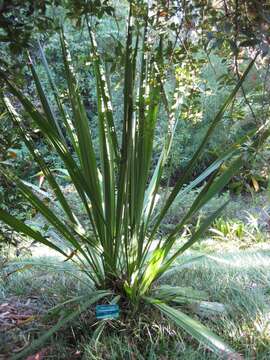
<box><xmin>0</xmin><ymin>2</ymin><xmax>264</xmax><ymax>359</ymax></box>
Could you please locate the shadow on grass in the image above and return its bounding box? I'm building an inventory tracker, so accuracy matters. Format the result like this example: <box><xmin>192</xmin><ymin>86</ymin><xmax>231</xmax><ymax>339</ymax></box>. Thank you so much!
<box><xmin>1</xmin><ymin>250</ymin><xmax>270</xmax><ymax>359</ymax></box>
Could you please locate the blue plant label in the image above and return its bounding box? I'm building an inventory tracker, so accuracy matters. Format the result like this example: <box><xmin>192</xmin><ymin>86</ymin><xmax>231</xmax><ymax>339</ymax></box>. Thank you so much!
<box><xmin>95</xmin><ymin>304</ymin><xmax>120</xmax><ymax>320</ymax></box>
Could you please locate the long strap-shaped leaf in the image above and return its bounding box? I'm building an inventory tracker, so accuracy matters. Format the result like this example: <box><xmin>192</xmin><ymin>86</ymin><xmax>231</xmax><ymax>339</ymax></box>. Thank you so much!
<box><xmin>3</xmin><ymin>96</ymin><xmax>83</xmax><ymax>232</ymax></box>
<box><xmin>149</xmin><ymin>57</ymin><xmax>257</xmax><ymax>240</ymax></box>
<box><xmin>138</xmin><ymin>146</ymin><xmax>255</xmax><ymax>291</ymax></box>
<box><xmin>163</xmin><ymin>156</ymin><xmax>243</xmax><ymax>251</ymax></box>
<box><xmin>138</xmin><ymin>201</ymin><xmax>228</xmax><ymax>296</ymax></box>
<box><xmin>0</xmin><ymin>207</ymin><xmax>68</xmax><ymax>257</ymax></box>
<box><xmin>0</xmin><ymin>70</ymin><xmax>107</xmax><ymax>240</ymax></box>
<box><xmin>86</xmin><ymin>20</ymin><xmax>117</xmax><ymax>262</ymax></box>
<box><xmin>138</xmin><ymin>65</ymin><xmax>185</xmax><ymax>266</ymax></box>
<box><xmin>11</xmin><ymin>290</ymin><xmax>112</xmax><ymax>360</ymax></box>
<box><xmin>161</xmin><ymin>202</ymin><xmax>229</xmax><ymax>275</ymax></box>
<box><xmin>59</xmin><ymin>29</ymin><xmax>106</xmax><ymax>242</ymax></box>
<box><xmin>0</xmin><ymin>167</ymin><xmax>96</xmax><ymax>261</ymax></box>
<box><xmin>147</xmin><ymin>300</ymin><xmax>239</xmax><ymax>359</ymax></box>
<box><xmin>114</xmin><ymin>4</ymin><xmax>136</xmax><ymax>275</ymax></box>
<box><xmin>0</xmin><ymin>145</ymin><xmax>103</xmax><ymax>280</ymax></box>
<box><xmin>86</xmin><ymin>18</ymin><xmax>119</xmax><ymax>159</ymax></box>
<box><xmin>133</xmin><ymin>19</ymin><xmax>149</xmax><ymax>233</ymax></box>
<box><xmin>135</xmin><ymin>41</ymin><xmax>161</xmax><ymax>234</ymax></box>
<box><xmin>28</xmin><ymin>52</ymin><xmax>107</xmax><ymax>244</ymax></box>
<box><xmin>28</xmin><ymin>54</ymin><xmax>67</xmax><ymax>146</ymax></box>
<box><xmin>38</xmin><ymin>40</ymin><xmax>80</xmax><ymax>156</ymax></box>
<box><xmin>133</xmin><ymin>38</ymin><xmax>167</xmax><ymax>266</ymax></box>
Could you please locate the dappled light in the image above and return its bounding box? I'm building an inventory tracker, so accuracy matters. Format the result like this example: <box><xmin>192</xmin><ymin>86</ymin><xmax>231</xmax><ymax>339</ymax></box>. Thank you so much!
<box><xmin>0</xmin><ymin>0</ymin><xmax>270</xmax><ymax>359</ymax></box>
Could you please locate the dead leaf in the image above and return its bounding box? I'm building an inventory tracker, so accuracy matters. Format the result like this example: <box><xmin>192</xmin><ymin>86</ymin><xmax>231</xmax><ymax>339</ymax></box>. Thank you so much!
<box><xmin>7</xmin><ymin>150</ymin><xmax>17</xmax><ymax>158</ymax></box>
<box><xmin>251</xmin><ymin>176</ymin><xmax>259</xmax><ymax>192</ymax></box>
<box><xmin>26</xmin><ymin>348</ymin><xmax>49</xmax><ymax>360</ymax></box>
<box><xmin>16</xmin><ymin>315</ymin><xmax>36</xmax><ymax>325</ymax></box>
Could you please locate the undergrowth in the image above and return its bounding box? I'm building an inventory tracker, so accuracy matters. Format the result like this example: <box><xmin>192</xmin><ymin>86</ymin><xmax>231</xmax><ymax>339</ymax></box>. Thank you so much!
<box><xmin>1</xmin><ymin>243</ymin><xmax>270</xmax><ymax>359</ymax></box>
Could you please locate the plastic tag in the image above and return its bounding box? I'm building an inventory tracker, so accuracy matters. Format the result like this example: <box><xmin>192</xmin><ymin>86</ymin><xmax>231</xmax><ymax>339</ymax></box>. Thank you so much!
<box><xmin>95</xmin><ymin>304</ymin><xmax>120</xmax><ymax>320</ymax></box>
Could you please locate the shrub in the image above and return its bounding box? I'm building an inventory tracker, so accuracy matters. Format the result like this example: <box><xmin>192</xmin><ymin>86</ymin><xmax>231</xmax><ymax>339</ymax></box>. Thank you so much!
<box><xmin>0</xmin><ymin>2</ymin><xmax>267</xmax><ymax>359</ymax></box>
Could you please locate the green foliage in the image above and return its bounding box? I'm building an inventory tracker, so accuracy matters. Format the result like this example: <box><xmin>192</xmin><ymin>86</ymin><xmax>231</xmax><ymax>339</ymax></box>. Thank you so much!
<box><xmin>160</xmin><ymin>188</ymin><xmax>231</xmax><ymax>235</ymax></box>
<box><xmin>210</xmin><ymin>218</ymin><xmax>246</xmax><ymax>240</ymax></box>
<box><xmin>3</xmin><ymin>1</ymin><xmax>269</xmax><ymax>192</ymax></box>
<box><xmin>2</xmin><ymin>247</ymin><xmax>270</xmax><ymax>358</ymax></box>
<box><xmin>0</xmin><ymin>103</ymin><xmax>34</xmax><ymax>221</ymax></box>
<box><xmin>209</xmin><ymin>214</ymin><xmax>268</xmax><ymax>244</ymax></box>
<box><xmin>161</xmin><ymin>52</ymin><xmax>270</xmax><ymax>186</ymax></box>
<box><xmin>0</xmin><ymin>1</ymin><xmax>51</xmax><ymax>54</ymax></box>
<box><xmin>0</xmin><ymin>2</ymin><xmax>268</xmax><ymax>358</ymax></box>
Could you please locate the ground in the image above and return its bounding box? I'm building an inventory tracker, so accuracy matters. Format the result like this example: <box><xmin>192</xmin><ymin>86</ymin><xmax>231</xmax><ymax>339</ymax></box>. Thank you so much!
<box><xmin>1</xmin><ymin>246</ymin><xmax>270</xmax><ymax>359</ymax></box>
<box><xmin>1</xmin><ymin>192</ymin><xmax>270</xmax><ymax>359</ymax></box>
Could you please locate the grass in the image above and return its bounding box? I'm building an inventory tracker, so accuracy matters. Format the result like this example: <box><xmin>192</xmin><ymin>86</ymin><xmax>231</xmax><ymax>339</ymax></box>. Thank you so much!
<box><xmin>1</xmin><ymin>192</ymin><xmax>269</xmax><ymax>359</ymax></box>
<box><xmin>171</xmin><ymin>250</ymin><xmax>270</xmax><ymax>358</ymax></box>
<box><xmin>1</xmin><ymin>240</ymin><xmax>270</xmax><ymax>359</ymax></box>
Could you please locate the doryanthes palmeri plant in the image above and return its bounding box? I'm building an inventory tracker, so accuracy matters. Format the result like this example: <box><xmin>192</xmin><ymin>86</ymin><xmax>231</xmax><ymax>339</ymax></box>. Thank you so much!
<box><xmin>0</xmin><ymin>1</ymin><xmax>268</xmax><ymax>359</ymax></box>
